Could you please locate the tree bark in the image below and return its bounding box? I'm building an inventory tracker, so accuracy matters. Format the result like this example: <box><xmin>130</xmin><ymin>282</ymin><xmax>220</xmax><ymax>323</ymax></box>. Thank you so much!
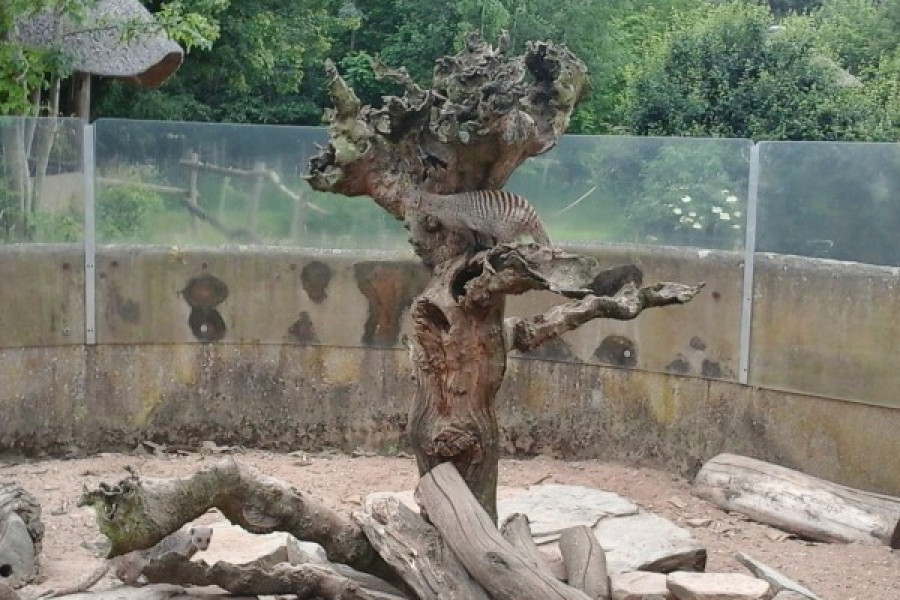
<box><xmin>417</xmin><ymin>463</ymin><xmax>591</xmax><ymax>600</ymax></box>
<box><xmin>76</xmin><ymin>460</ymin><xmax>390</xmax><ymax>579</ymax></box>
<box><xmin>307</xmin><ymin>30</ymin><xmax>700</xmax><ymax>525</ymax></box>
<box><xmin>141</xmin><ymin>555</ymin><xmax>400</xmax><ymax>600</ymax></box>
<box><xmin>353</xmin><ymin>496</ymin><xmax>490</xmax><ymax>600</ymax></box>
<box><xmin>558</xmin><ymin>526</ymin><xmax>610</xmax><ymax>599</ymax></box>
<box><xmin>500</xmin><ymin>513</ymin><xmax>561</xmax><ymax>580</ymax></box>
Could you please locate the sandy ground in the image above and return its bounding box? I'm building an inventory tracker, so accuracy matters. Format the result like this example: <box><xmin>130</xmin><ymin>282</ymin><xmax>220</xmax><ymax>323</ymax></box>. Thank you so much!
<box><xmin>2</xmin><ymin>450</ymin><xmax>897</xmax><ymax>600</ymax></box>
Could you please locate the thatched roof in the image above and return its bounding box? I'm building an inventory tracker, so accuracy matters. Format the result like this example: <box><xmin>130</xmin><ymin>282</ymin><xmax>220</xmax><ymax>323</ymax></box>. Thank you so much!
<box><xmin>16</xmin><ymin>0</ymin><xmax>183</xmax><ymax>87</ymax></box>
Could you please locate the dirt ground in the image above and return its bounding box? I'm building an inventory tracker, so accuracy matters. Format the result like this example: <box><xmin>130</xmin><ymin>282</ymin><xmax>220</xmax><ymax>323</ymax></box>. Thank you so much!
<box><xmin>2</xmin><ymin>450</ymin><xmax>897</xmax><ymax>600</ymax></box>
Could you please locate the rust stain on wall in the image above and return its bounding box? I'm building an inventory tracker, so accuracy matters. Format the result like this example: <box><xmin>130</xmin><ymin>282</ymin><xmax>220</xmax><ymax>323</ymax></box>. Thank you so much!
<box><xmin>301</xmin><ymin>261</ymin><xmax>333</xmax><ymax>304</ymax></box>
<box><xmin>354</xmin><ymin>262</ymin><xmax>427</xmax><ymax>347</ymax></box>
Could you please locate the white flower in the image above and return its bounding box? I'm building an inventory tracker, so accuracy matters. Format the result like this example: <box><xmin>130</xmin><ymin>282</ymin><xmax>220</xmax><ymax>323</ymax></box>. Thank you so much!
<box><xmin>679</xmin><ymin>216</ymin><xmax>691</xmax><ymax>224</ymax></box>
<box><xmin>719</xmin><ymin>212</ymin><xmax>731</xmax><ymax>220</ymax></box>
<box><xmin>692</xmin><ymin>222</ymin><xmax>702</xmax><ymax>230</ymax></box>
<box><xmin>688</xmin><ymin>211</ymin><xmax>697</xmax><ymax>217</ymax></box>
<box><xmin>711</xmin><ymin>206</ymin><xmax>722</xmax><ymax>214</ymax></box>
<box><xmin>734</xmin><ymin>211</ymin><xmax>742</xmax><ymax>217</ymax></box>
<box><xmin>726</xmin><ymin>195</ymin><xmax>738</xmax><ymax>203</ymax></box>
<box><xmin>721</xmin><ymin>189</ymin><xmax>729</xmax><ymax>195</ymax></box>
<box><xmin>672</xmin><ymin>207</ymin><xmax>683</xmax><ymax>215</ymax></box>
<box><xmin>732</xmin><ymin>224</ymin><xmax>741</xmax><ymax>229</ymax></box>
<box><xmin>681</xmin><ymin>195</ymin><xmax>692</xmax><ymax>203</ymax></box>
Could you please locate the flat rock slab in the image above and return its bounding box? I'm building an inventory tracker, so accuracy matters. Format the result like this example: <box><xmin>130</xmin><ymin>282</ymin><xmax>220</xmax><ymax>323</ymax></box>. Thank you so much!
<box><xmin>369</xmin><ymin>484</ymin><xmax>706</xmax><ymax>575</ymax></box>
<box><xmin>610</xmin><ymin>571</ymin><xmax>672</xmax><ymax>599</ymax></box>
<box><xmin>200</xmin><ymin>521</ymin><xmax>327</xmax><ymax>566</ymax></box>
<box><xmin>596</xmin><ymin>513</ymin><xmax>706</xmax><ymax>574</ymax></box>
<box><xmin>498</xmin><ymin>484</ymin><xmax>640</xmax><ymax>541</ymax></box>
<box><xmin>667</xmin><ymin>572</ymin><xmax>771</xmax><ymax>600</ymax></box>
<box><xmin>736</xmin><ymin>553</ymin><xmax>820</xmax><ymax>600</ymax></box>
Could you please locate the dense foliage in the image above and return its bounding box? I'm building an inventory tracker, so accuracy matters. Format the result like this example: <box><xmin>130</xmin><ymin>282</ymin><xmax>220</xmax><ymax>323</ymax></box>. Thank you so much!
<box><xmin>2</xmin><ymin>0</ymin><xmax>898</xmax><ymax>141</ymax></box>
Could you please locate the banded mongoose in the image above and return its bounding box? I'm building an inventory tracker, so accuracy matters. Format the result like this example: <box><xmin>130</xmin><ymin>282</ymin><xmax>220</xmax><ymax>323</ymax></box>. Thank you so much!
<box><xmin>405</xmin><ymin>189</ymin><xmax>551</xmax><ymax>246</ymax></box>
<box><xmin>48</xmin><ymin>526</ymin><xmax>212</xmax><ymax>596</ymax></box>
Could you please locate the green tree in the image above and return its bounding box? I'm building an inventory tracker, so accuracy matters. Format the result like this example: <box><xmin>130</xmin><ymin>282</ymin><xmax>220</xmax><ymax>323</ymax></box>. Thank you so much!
<box><xmin>95</xmin><ymin>1</ymin><xmax>343</xmax><ymax>123</ymax></box>
<box><xmin>0</xmin><ymin>0</ymin><xmax>222</xmax><ymax>240</ymax></box>
<box><xmin>621</xmin><ymin>1</ymin><xmax>884</xmax><ymax>141</ymax></box>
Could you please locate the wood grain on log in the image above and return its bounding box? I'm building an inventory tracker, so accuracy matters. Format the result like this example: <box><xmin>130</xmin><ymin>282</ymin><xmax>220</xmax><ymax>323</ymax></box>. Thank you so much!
<box><xmin>558</xmin><ymin>526</ymin><xmax>610</xmax><ymax>599</ymax></box>
<box><xmin>418</xmin><ymin>463</ymin><xmax>591</xmax><ymax>600</ymax></box>
<box><xmin>693</xmin><ymin>453</ymin><xmax>900</xmax><ymax>545</ymax></box>
<box><xmin>77</xmin><ymin>461</ymin><xmax>390</xmax><ymax>579</ymax></box>
<box><xmin>354</xmin><ymin>496</ymin><xmax>489</xmax><ymax>600</ymax></box>
<box><xmin>141</xmin><ymin>554</ymin><xmax>398</xmax><ymax>600</ymax></box>
<box><xmin>500</xmin><ymin>513</ymin><xmax>563</xmax><ymax>580</ymax></box>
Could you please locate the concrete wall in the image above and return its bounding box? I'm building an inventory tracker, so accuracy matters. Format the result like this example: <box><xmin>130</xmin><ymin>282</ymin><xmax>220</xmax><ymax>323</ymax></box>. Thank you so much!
<box><xmin>1</xmin><ymin>244</ymin><xmax>898</xmax><ymax>498</ymax></box>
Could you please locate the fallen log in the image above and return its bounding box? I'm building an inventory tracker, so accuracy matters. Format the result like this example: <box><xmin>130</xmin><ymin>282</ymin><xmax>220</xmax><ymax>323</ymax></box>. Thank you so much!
<box><xmin>142</xmin><ymin>554</ymin><xmax>402</xmax><ymax>600</ymax></box>
<box><xmin>353</xmin><ymin>496</ymin><xmax>489</xmax><ymax>600</ymax></box>
<box><xmin>500</xmin><ymin>513</ymin><xmax>563</xmax><ymax>580</ymax></box>
<box><xmin>558</xmin><ymin>526</ymin><xmax>610</xmax><ymax>599</ymax></box>
<box><xmin>417</xmin><ymin>463</ymin><xmax>592</xmax><ymax>600</ymax></box>
<box><xmin>76</xmin><ymin>460</ymin><xmax>391</xmax><ymax>578</ymax></box>
<box><xmin>693</xmin><ymin>453</ymin><xmax>900</xmax><ymax>545</ymax></box>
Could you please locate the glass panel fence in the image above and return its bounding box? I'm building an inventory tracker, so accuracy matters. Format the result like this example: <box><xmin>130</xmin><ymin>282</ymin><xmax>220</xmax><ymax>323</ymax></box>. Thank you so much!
<box><xmin>0</xmin><ymin>117</ymin><xmax>85</xmax><ymax>244</ymax></box>
<box><xmin>507</xmin><ymin>135</ymin><xmax>753</xmax><ymax>251</ymax></box>
<box><xmin>0</xmin><ymin>117</ymin><xmax>85</xmax><ymax>347</ymax></box>
<box><xmin>750</xmin><ymin>141</ymin><xmax>900</xmax><ymax>408</ymax></box>
<box><xmin>93</xmin><ymin>119</ymin><xmax>409</xmax><ymax>250</ymax></box>
<box><xmin>506</xmin><ymin>135</ymin><xmax>753</xmax><ymax>381</ymax></box>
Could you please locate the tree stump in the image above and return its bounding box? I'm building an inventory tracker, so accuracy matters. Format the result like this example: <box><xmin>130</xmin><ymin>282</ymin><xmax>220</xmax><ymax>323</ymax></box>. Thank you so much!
<box><xmin>307</xmin><ymin>32</ymin><xmax>701</xmax><ymax>520</ymax></box>
<box><xmin>0</xmin><ymin>483</ymin><xmax>43</xmax><ymax>587</ymax></box>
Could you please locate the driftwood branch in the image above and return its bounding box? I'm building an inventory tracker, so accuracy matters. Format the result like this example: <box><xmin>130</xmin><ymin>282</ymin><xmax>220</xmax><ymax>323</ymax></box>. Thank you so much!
<box><xmin>77</xmin><ymin>460</ymin><xmax>387</xmax><ymax>578</ymax></box>
<box><xmin>500</xmin><ymin>513</ymin><xmax>562</xmax><ymax>580</ymax></box>
<box><xmin>417</xmin><ymin>463</ymin><xmax>592</xmax><ymax>600</ymax></box>
<box><xmin>353</xmin><ymin>497</ymin><xmax>489</xmax><ymax>600</ymax></box>
<box><xmin>506</xmin><ymin>281</ymin><xmax>704</xmax><ymax>353</ymax></box>
<box><xmin>141</xmin><ymin>554</ymin><xmax>401</xmax><ymax>600</ymax></box>
<box><xmin>558</xmin><ymin>526</ymin><xmax>610</xmax><ymax>599</ymax></box>
<box><xmin>693</xmin><ymin>453</ymin><xmax>900</xmax><ymax>546</ymax></box>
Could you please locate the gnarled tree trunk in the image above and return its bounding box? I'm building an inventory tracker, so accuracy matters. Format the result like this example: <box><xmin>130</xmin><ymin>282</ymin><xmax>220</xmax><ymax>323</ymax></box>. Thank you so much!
<box><xmin>308</xmin><ymin>33</ymin><xmax>701</xmax><ymax>520</ymax></box>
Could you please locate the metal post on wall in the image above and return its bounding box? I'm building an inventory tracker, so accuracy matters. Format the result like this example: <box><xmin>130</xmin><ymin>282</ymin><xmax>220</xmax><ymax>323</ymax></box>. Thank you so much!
<box><xmin>83</xmin><ymin>124</ymin><xmax>96</xmax><ymax>345</ymax></box>
<box><xmin>738</xmin><ymin>143</ymin><xmax>761</xmax><ymax>384</ymax></box>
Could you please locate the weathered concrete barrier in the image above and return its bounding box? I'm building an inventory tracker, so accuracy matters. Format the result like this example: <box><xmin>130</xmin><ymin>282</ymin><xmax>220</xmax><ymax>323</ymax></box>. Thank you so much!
<box><xmin>0</xmin><ymin>244</ymin><xmax>898</xmax><ymax>498</ymax></box>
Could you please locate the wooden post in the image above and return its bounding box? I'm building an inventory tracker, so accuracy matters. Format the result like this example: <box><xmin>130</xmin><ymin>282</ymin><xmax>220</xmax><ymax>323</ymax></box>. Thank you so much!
<box><xmin>248</xmin><ymin>161</ymin><xmax>266</xmax><ymax>237</ymax></box>
<box><xmin>73</xmin><ymin>72</ymin><xmax>91</xmax><ymax>120</ymax></box>
<box><xmin>217</xmin><ymin>176</ymin><xmax>231</xmax><ymax>221</ymax></box>
<box><xmin>290</xmin><ymin>184</ymin><xmax>306</xmax><ymax>242</ymax></box>
<box><xmin>186</xmin><ymin>152</ymin><xmax>200</xmax><ymax>234</ymax></box>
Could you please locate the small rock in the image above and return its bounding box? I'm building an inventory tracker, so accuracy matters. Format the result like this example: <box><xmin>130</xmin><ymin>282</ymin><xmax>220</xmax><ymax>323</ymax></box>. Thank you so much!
<box><xmin>667</xmin><ymin>571</ymin><xmax>770</xmax><ymax>599</ymax></box>
<box><xmin>684</xmin><ymin>518</ymin><xmax>712</xmax><ymax>528</ymax></box>
<box><xmin>669</xmin><ymin>497</ymin><xmax>687</xmax><ymax>509</ymax></box>
<box><xmin>772</xmin><ymin>592</ymin><xmax>813</xmax><ymax>600</ymax></box>
<box><xmin>610</xmin><ymin>571</ymin><xmax>671</xmax><ymax>599</ymax></box>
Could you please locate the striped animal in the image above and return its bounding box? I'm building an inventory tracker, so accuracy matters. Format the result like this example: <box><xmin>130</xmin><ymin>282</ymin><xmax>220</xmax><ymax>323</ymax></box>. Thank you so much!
<box><xmin>405</xmin><ymin>189</ymin><xmax>551</xmax><ymax>246</ymax></box>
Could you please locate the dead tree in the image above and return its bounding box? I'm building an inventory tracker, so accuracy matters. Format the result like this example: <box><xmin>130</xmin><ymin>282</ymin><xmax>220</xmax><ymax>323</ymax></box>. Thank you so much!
<box><xmin>307</xmin><ymin>32</ymin><xmax>701</xmax><ymax>520</ymax></box>
<box><xmin>69</xmin><ymin>34</ymin><xmax>702</xmax><ymax>600</ymax></box>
